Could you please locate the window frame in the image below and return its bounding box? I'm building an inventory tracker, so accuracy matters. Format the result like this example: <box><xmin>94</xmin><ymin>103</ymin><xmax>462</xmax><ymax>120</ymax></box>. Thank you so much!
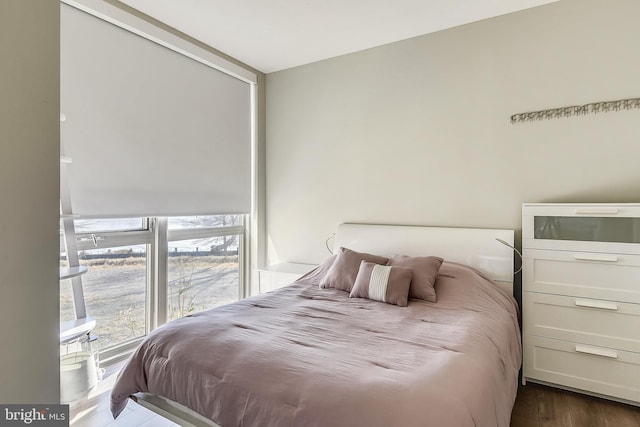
<box><xmin>69</xmin><ymin>215</ymin><xmax>247</xmax><ymax>364</ymax></box>
<box><xmin>166</xmin><ymin>220</ymin><xmax>245</xmax><ymax>323</ymax></box>
<box><xmin>73</xmin><ymin>222</ymin><xmax>153</xmax><ymax>361</ymax></box>
<box><xmin>59</xmin><ymin>0</ymin><xmax>258</xmax><ymax>365</ymax></box>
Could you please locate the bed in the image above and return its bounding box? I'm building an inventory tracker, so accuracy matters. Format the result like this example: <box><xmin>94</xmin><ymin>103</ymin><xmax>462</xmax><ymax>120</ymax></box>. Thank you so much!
<box><xmin>110</xmin><ymin>223</ymin><xmax>522</xmax><ymax>427</ymax></box>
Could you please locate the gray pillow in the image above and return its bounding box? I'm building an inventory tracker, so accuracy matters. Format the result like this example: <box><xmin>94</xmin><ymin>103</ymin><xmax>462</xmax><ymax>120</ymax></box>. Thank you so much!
<box><xmin>319</xmin><ymin>247</ymin><xmax>389</xmax><ymax>292</ymax></box>
<box><xmin>387</xmin><ymin>255</ymin><xmax>443</xmax><ymax>302</ymax></box>
<box><xmin>350</xmin><ymin>261</ymin><xmax>412</xmax><ymax>307</ymax></box>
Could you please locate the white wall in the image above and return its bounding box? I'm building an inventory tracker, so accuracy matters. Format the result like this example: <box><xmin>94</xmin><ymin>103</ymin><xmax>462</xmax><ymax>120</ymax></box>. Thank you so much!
<box><xmin>265</xmin><ymin>0</ymin><xmax>640</xmax><ymax>267</ymax></box>
<box><xmin>0</xmin><ymin>2</ymin><xmax>60</xmax><ymax>402</ymax></box>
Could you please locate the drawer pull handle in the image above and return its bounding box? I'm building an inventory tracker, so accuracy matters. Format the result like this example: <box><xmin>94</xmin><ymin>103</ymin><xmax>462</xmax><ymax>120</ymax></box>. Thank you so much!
<box><xmin>575</xmin><ymin>345</ymin><xmax>618</xmax><ymax>359</ymax></box>
<box><xmin>573</xmin><ymin>254</ymin><xmax>619</xmax><ymax>263</ymax></box>
<box><xmin>575</xmin><ymin>299</ymin><xmax>618</xmax><ymax>311</ymax></box>
<box><xmin>574</xmin><ymin>209</ymin><xmax>619</xmax><ymax>215</ymax></box>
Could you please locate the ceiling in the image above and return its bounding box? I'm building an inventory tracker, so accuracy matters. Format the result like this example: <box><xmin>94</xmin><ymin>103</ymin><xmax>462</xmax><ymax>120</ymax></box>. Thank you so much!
<box><xmin>118</xmin><ymin>0</ymin><xmax>558</xmax><ymax>74</ymax></box>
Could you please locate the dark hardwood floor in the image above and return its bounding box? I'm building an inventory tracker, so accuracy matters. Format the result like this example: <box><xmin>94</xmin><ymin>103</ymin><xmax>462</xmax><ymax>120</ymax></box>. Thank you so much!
<box><xmin>511</xmin><ymin>383</ymin><xmax>640</xmax><ymax>427</ymax></box>
<box><xmin>72</xmin><ymin>362</ymin><xmax>640</xmax><ymax>426</ymax></box>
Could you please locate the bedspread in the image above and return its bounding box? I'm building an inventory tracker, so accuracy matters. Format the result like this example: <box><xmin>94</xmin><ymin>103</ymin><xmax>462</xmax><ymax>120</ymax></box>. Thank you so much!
<box><xmin>111</xmin><ymin>262</ymin><xmax>521</xmax><ymax>427</ymax></box>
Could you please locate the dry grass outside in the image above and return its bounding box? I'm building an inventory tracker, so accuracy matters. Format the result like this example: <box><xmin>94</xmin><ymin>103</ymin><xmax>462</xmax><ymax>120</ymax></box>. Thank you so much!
<box><xmin>82</xmin><ymin>254</ymin><xmax>238</xmax><ymax>268</ymax></box>
<box><xmin>61</xmin><ymin>254</ymin><xmax>240</xmax><ymax>350</ymax></box>
<box><xmin>81</xmin><ymin>257</ymin><xmax>144</xmax><ymax>268</ymax></box>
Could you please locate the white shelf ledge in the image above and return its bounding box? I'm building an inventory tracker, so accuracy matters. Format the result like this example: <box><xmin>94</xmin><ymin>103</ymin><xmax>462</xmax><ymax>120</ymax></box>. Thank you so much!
<box><xmin>60</xmin><ymin>266</ymin><xmax>88</xmax><ymax>280</ymax></box>
<box><xmin>60</xmin><ymin>316</ymin><xmax>96</xmax><ymax>343</ymax></box>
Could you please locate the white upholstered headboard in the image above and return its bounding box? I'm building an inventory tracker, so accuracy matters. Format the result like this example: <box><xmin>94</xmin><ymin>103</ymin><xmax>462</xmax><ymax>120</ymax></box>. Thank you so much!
<box><xmin>333</xmin><ymin>223</ymin><xmax>515</xmax><ymax>294</ymax></box>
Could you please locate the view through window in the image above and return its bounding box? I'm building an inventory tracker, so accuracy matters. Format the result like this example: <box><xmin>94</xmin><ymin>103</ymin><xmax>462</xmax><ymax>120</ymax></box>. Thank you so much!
<box><xmin>79</xmin><ymin>244</ymin><xmax>147</xmax><ymax>349</ymax></box>
<box><xmin>167</xmin><ymin>236</ymin><xmax>240</xmax><ymax>321</ymax></box>
<box><xmin>167</xmin><ymin>215</ymin><xmax>241</xmax><ymax>321</ymax></box>
<box><xmin>60</xmin><ymin>215</ymin><xmax>244</xmax><ymax>352</ymax></box>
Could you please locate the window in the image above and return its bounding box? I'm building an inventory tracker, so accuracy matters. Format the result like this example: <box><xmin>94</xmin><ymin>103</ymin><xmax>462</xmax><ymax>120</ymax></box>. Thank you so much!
<box><xmin>167</xmin><ymin>215</ymin><xmax>243</xmax><ymax>321</ymax></box>
<box><xmin>167</xmin><ymin>236</ymin><xmax>240</xmax><ymax>321</ymax></box>
<box><xmin>79</xmin><ymin>245</ymin><xmax>147</xmax><ymax>349</ymax></box>
<box><xmin>60</xmin><ymin>215</ymin><xmax>246</xmax><ymax>355</ymax></box>
<box><xmin>70</xmin><ymin>219</ymin><xmax>151</xmax><ymax>352</ymax></box>
<box><xmin>59</xmin><ymin>0</ymin><xmax>255</xmax><ymax>361</ymax></box>
<box><xmin>168</xmin><ymin>214</ymin><xmax>242</xmax><ymax>229</ymax></box>
<box><xmin>74</xmin><ymin>218</ymin><xmax>147</xmax><ymax>233</ymax></box>
<box><xmin>59</xmin><ymin>280</ymin><xmax>75</xmax><ymax>323</ymax></box>
<box><xmin>59</xmin><ymin>220</ymin><xmax>74</xmax><ymax>323</ymax></box>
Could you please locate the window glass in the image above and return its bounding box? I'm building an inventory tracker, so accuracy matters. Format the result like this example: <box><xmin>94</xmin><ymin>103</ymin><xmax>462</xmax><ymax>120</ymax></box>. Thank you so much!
<box><xmin>60</xmin><ymin>278</ymin><xmax>75</xmax><ymax>323</ymax></box>
<box><xmin>79</xmin><ymin>244</ymin><xmax>147</xmax><ymax>349</ymax></box>
<box><xmin>168</xmin><ymin>214</ymin><xmax>241</xmax><ymax>229</ymax></box>
<box><xmin>74</xmin><ymin>218</ymin><xmax>147</xmax><ymax>233</ymax></box>
<box><xmin>168</xmin><ymin>236</ymin><xmax>239</xmax><ymax>321</ymax></box>
<box><xmin>59</xmin><ymin>214</ymin><xmax>245</xmax><ymax>354</ymax></box>
<box><xmin>59</xmin><ymin>218</ymin><xmax>68</xmax><ymax>265</ymax></box>
<box><xmin>59</xmin><ymin>219</ymin><xmax>74</xmax><ymax>322</ymax></box>
<box><xmin>534</xmin><ymin>216</ymin><xmax>640</xmax><ymax>244</ymax></box>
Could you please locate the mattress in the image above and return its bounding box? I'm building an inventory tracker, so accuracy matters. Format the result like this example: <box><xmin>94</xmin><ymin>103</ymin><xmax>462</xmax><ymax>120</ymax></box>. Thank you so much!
<box><xmin>111</xmin><ymin>261</ymin><xmax>522</xmax><ymax>427</ymax></box>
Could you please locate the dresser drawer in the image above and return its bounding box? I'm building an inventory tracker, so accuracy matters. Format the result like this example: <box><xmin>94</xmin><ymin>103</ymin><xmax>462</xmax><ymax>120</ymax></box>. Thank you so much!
<box><xmin>523</xmin><ymin>249</ymin><xmax>640</xmax><ymax>303</ymax></box>
<box><xmin>522</xmin><ymin>203</ymin><xmax>640</xmax><ymax>253</ymax></box>
<box><xmin>524</xmin><ymin>292</ymin><xmax>640</xmax><ymax>353</ymax></box>
<box><xmin>524</xmin><ymin>335</ymin><xmax>640</xmax><ymax>404</ymax></box>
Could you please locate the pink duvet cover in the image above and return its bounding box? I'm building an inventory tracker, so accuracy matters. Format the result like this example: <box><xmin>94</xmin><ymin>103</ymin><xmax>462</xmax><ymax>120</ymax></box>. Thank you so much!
<box><xmin>111</xmin><ymin>261</ymin><xmax>521</xmax><ymax>427</ymax></box>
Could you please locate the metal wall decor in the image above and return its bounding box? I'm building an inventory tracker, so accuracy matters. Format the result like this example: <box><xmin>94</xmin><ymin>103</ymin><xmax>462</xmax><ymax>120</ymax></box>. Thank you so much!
<box><xmin>510</xmin><ymin>97</ymin><xmax>640</xmax><ymax>124</ymax></box>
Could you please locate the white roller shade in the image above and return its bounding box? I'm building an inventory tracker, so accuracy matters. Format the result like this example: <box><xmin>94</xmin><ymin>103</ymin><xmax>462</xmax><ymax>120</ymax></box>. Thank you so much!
<box><xmin>61</xmin><ymin>3</ymin><xmax>252</xmax><ymax>217</ymax></box>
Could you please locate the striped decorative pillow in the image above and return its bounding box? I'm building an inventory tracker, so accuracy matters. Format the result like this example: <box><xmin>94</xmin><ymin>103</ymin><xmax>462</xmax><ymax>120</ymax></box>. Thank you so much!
<box><xmin>349</xmin><ymin>261</ymin><xmax>412</xmax><ymax>307</ymax></box>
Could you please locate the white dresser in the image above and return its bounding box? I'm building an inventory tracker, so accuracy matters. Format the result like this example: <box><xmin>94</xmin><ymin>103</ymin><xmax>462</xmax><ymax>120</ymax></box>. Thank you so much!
<box><xmin>522</xmin><ymin>203</ymin><xmax>640</xmax><ymax>405</ymax></box>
